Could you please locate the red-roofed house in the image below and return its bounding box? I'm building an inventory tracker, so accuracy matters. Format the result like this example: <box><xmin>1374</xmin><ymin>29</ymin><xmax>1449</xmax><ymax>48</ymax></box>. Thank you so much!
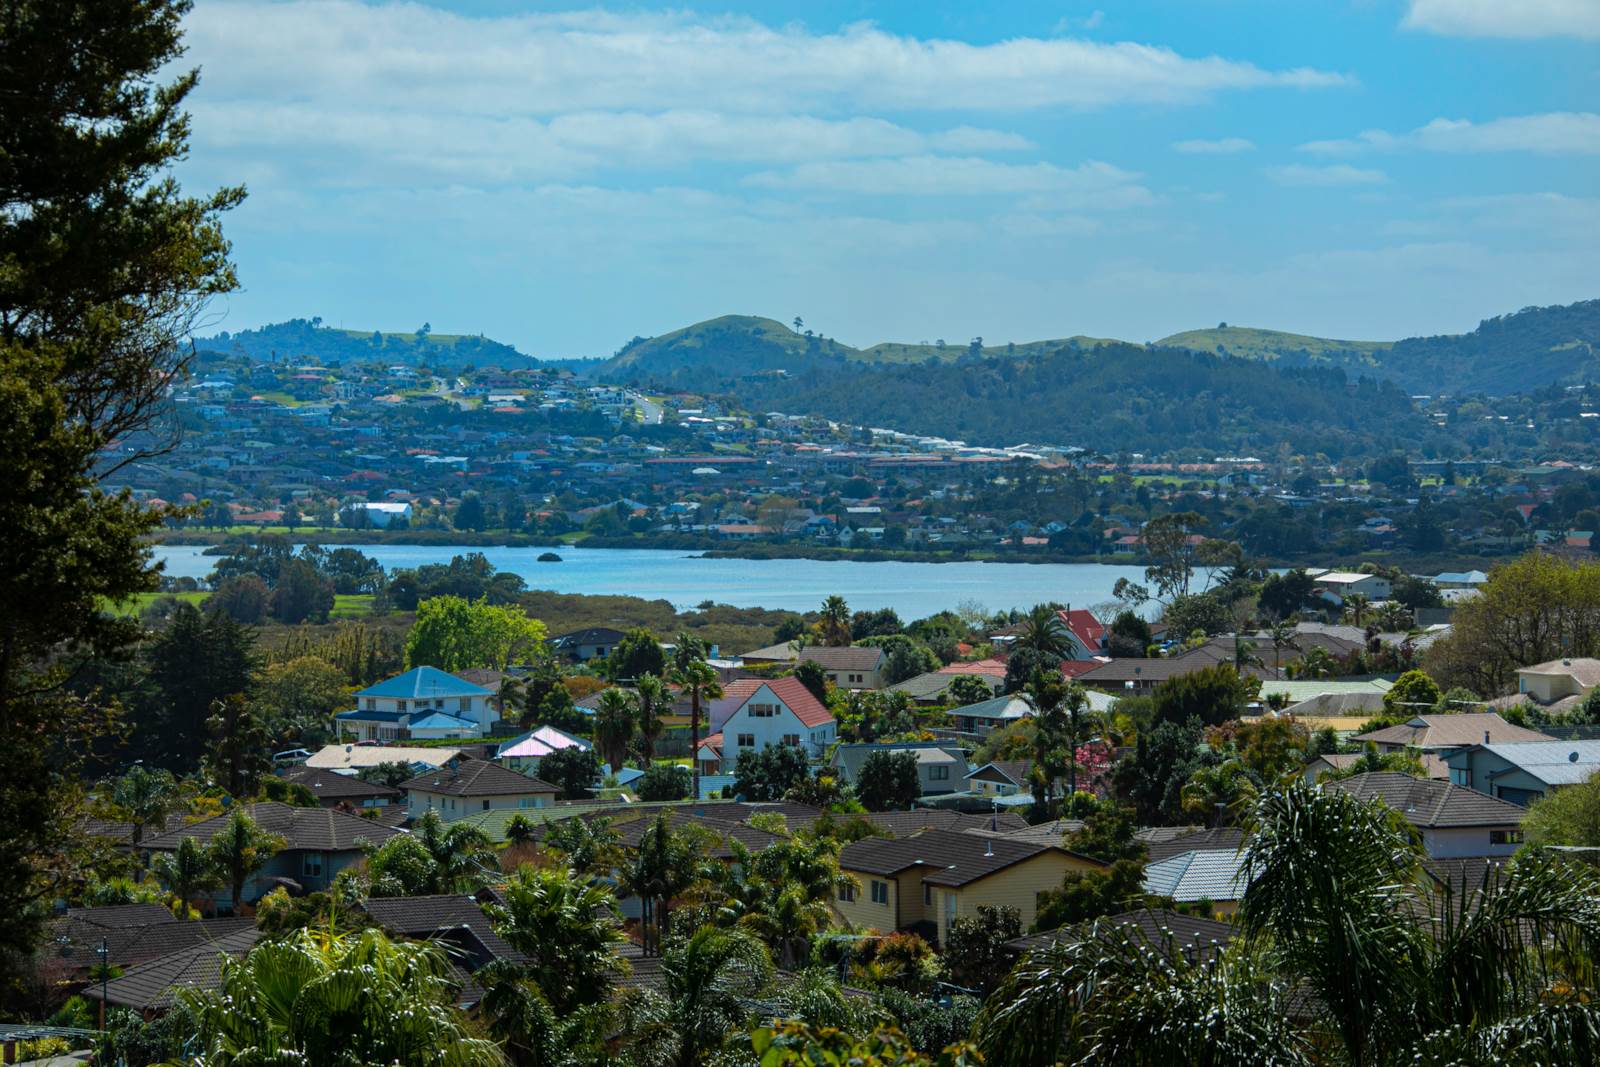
<box><xmin>937</xmin><ymin>657</ymin><xmax>1008</xmax><ymax>678</ymax></box>
<box><xmin>1057</xmin><ymin>609</ymin><xmax>1107</xmax><ymax>659</ymax></box>
<box><xmin>706</xmin><ymin>678</ymin><xmax>837</xmax><ymax>761</ymax></box>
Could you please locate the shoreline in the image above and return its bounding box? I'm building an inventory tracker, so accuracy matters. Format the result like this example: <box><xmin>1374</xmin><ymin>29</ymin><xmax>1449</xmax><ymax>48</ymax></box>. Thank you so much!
<box><xmin>146</xmin><ymin>528</ymin><xmax>1512</xmax><ymax>572</ymax></box>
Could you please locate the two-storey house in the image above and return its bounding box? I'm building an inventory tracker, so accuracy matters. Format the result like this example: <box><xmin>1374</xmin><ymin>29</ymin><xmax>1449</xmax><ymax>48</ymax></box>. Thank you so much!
<box><xmin>695</xmin><ymin>678</ymin><xmax>836</xmax><ymax>775</ymax></box>
<box><xmin>334</xmin><ymin>666</ymin><xmax>498</xmax><ymax>741</ymax></box>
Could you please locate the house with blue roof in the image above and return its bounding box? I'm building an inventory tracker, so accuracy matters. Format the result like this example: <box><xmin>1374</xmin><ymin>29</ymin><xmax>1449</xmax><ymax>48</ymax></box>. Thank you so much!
<box><xmin>334</xmin><ymin>666</ymin><xmax>498</xmax><ymax>742</ymax></box>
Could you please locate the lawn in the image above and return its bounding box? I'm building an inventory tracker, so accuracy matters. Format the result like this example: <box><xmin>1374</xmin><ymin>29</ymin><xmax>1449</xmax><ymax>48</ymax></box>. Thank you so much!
<box><xmin>104</xmin><ymin>591</ymin><xmax>209</xmax><ymax>616</ymax></box>
<box><xmin>105</xmin><ymin>591</ymin><xmax>373</xmax><ymax>618</ymax></box>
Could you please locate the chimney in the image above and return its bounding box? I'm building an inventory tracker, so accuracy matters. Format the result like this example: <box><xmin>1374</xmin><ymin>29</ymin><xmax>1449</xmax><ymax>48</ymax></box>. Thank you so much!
<box><xmin>1485</xmin><ymin>730</ymin><xmax>1491</xmax><ymax>743</ymax></box>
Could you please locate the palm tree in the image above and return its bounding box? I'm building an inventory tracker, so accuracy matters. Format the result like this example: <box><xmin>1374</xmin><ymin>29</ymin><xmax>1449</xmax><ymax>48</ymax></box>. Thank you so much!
<box><xmin>593</xmin><ymin>687</ymin><xmax>639</xmax><ymax>773</ymax></box>
<box><xmin>1266</xmin><ymin>620</ymin><xmax>1300</xmax><ymax>674</ymax></box>
<box><xmin>179</xmin><ymin>927</ymin><xmax>506</xmax><ymax>1065</ymax></box>
<box><xmin>1023</xmin><ymin>672</ymin><xmax>1070</xmax><ymax>815</ymax></box>
<box><xmin>717</xmin><ymin>836</ymin><xmax>852</xmax><ymax>969</ymax></box>
<box><xmin>635</xmin><ymin>673</ymin><xmax>668</xmax><ymax>765</ymax></box>
<box><xmin>109</xmin><ymin>764</ymin><xmax>180</xmax><ymax>846</ymax></box>
<box><xmin>481</xmin><ymin>865</ymin><xmax>628</xmax><ymax>1016</ymax></box>
<box><xmin>977</xmin><ymin>778</ymin><xmax>1600</xmax><ymax>1066</ymax></box>
<box><xmin>1291</xmin><ymin>645</ymin><xmax>1337</xmax><ymax>680</ymax></box>
<box><xmin>819</xmin><ymin>595</ymin><xmax>852</xmax><ymax>646</ymax></box>
<box><xmin>1342</xmin><ymin>592</ymin><xmax>1372</xmax><ymax>627</ymax></box>
<box><xmin>411</xmin><ymin>808</ymin><xmax>497</xmax><ymax>893</ymax></box>
<box><xmin>619</xmin><ymin>813</ymin><xmax>703</xmax><ymax>957</ymax></box>
<box><xmin>152</xmin><ymin>835</ymin><xmax>220</xmax><ymax>915</ymax></box>
<box><xmin>671</xmin><ymin>659</ymin><xmax>722</xmax><ymax>800</ymax></box>
<box><xmin>1376</xmin><ymin>600</ymin><xmax>1415</xmax><ymax>632</ymax></box>
<box><xmin>1232</xmin><ymin>635</ymin><xmax>1263</xmax><ymax>674</ymax></box>
<box><xmin>621</xmin><ymin>927</ymin><xmax>775</xmax><ymax>1067</ymax></box>
<box><xmin>202</xmin><ymin>809</ymin><xmax>285</xmax><ymax>913</ymax></box>
<box><xmin>1017</xmin><ymin>604</ymin><xmax>1075</xmax><ymax>660</ymax></box>
<box><xmin>1179</xmin><ymin>758</ymin><xmax>1259</xmax><ymax>827</ymax></box>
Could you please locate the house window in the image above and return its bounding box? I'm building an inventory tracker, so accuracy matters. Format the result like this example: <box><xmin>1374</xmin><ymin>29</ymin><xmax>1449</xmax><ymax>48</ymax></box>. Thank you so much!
<box><xmin>365</xmin><ymin>698</ymin><xmax>376</xmax><ymax>710</ymax></box>
<box><xmin>930</xmin><ymin>766</ymin><xmax>949</xmax><ymax>781</ymax></box>
<box><xmin>1491</xmin><ymin>830</ymin><xmax>1524</xmax><ymax>845</ymax></box>
<box><xmin>748</xmin><ymin>703</ymin><xmax>775</xmax><ymax>717</ymax></box>
<box><xmin>737</xmin><ymin>733</ymin><xmax>755</xmax><ymax>747</ymax></box>
<box><xmin>782</xmin><ymin>734</ymin><xmax>800</xmax><ymax>747</ymax></box>
<box><xmin>483</xmin><ymin>800</ymin><xmax>491</xmax><ymax>810</ymax></box>
<box><xmin>870</xmin><ymin>880</ymin><xmax>889</xmax><ymax>904</ymax></box>
<box><xmin>459</xmin><ymin>697</ymin><xmax>470</xmax><ymax>711</ymax></box>
<box><xmin>849</xmin><ymin>674</ymin><xmax>862</xmax><ymax>684</ymax></box>
<box><xmin>923</xmin><ymin>884</ymin><xmax>932</xmax><ymax>905</ymax></box>
<box><xmin>944</xmin><ymin>891</ymin><xmax>957</xmax><ymax>927</ymax></box>
<box><xmin>303</xmin><ymin>853</ymin><xmax>323</xmax><ymax>879</ymax></box>
<box><xmin>396</xmin><ymin>700</ymin><xmax>407</xmax><ymax>713</ymax></box>
<box><xmin>839</xmin><ymin>884</ymin><xmax>856</xmax><ymax>903</ymax></box>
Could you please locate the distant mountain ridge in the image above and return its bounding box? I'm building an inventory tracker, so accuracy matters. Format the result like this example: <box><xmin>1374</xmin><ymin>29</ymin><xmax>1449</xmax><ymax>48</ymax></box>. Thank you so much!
<box><xmin>597</xmin><ymin>299</ymin><xmax>1600</xmax><ymax>397</ymax></box>
<box><xmin>195</xmin><ymin>317</ymin><xmax>536</xmax><ymax>370</ymax></box>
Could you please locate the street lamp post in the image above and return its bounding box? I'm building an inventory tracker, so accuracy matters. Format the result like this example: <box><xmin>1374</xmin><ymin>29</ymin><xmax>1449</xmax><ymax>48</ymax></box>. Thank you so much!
<box><xmin>95</xmin><ymin>937</ymin><xmax>109</xmax><ymax>1056</ymax></box>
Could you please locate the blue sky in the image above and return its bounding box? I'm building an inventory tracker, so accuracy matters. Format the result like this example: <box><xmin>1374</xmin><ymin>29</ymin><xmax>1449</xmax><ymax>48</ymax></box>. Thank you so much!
<box><xmin>180</xmin><ymin>0</ymin><xmax>1600</xmax><ymax>356</ymax></box>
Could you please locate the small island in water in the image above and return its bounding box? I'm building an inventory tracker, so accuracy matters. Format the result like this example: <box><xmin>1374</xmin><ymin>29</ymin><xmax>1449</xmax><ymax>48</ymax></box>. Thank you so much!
<box><xmin>537</xmin><ymin>551</ymin><xmax>563</xmax><ymax>562</ymax></box>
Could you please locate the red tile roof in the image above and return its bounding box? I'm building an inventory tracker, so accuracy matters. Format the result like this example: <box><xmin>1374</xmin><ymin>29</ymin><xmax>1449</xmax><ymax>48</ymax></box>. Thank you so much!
<box><xmin>721</xmin><ymin>677</ymin><xmax>834</xmax><ymax>728</ymax></box>
<box><xmin>938</xmin><ymin>657</ymin><xmax>1008</xmax><ymax>677</ymax></box>
<box><xmin>1060</xmin><ymin>609</ymin><xmax>1106</xmax><ymax>651</ymax></box>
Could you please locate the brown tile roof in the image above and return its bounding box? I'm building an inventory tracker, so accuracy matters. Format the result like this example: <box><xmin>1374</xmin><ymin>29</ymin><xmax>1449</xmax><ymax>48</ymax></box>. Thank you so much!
<box><xmin>612</xmin><ymin>812</ymin><xmax>783</xmax><ymax>859</ymax></box>
<box><xmin>86</xmin><ymin>927</ymin><xmax>259</xmax><ymax>1011</ymax></box>
<box><xmin>61</xmin><ymin>904</ymin><xmax>176</xmax><ymax>929</ymax></box>
<box><xmin>1517</xmin><ymin>657</ymin><xmax>1600</xmax><ymax>688</ymax></box>
<box><xmin>283</xmin><ymin>764</ymin><xmax>402</xmax><ymax>802</ymax></box>
<box><xmin>1322</xmin><ymin>772</ymin><xmax>1527</xmax><ymax>829</ymax></box>
<box><xmin>141</xmin><ymin>802</ymin><xmax>404</xmax><ymax>853</ymax></box>
<box><xmin>400</xmin><ymin>758</ymin><xmax>559</xmax><ymax>798</ymax></box>
<box><xmin>840</xmin><ymin>828</ymin><xmax>1100</xmax><ymax>888</ymax></box>
<box><xmin>53</xmin><ymin>916</ymin><xmax>256</xmax><ymax>973</ymax></box>
<box><xmin>1353</xmin><ymin>713</ymin><xmax>1553</xmax><ymax>750</ymax></box>
<box><xmin>360</xmin><ymin>894</ymin><xmax>523</xmax><ymax>964</ymax></box>
<box><xmin>798</xmin><ymin>646</ymin><xmax>885</xmax><ymax>672</ymax></box>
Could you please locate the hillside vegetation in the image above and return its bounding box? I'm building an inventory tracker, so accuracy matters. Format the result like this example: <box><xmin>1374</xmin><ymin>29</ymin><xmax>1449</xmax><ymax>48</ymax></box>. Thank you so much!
<box><xmin>196</xmin><ymin>317</ymin><xmax>535</xmax><ymax>369</ymax></box>
<box><xmin>1157</xmin><ymin>326</ymin><xmax>1388</xmax><ymax>368</ymax></box>
<box><xmin>729</xmin><ymin>343</ymin><xmax>1440</xmax><ymax>459</ymax></box>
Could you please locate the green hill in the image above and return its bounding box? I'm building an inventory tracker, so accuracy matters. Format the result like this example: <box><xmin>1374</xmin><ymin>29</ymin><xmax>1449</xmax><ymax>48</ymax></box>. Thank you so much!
<box><xmin>196</xmin><ymin>318</ymin><xmax>535</xmax><ymax>369</ymax></box>
<box><xmin>604</xmin><ymin>315</ymin><xmax>851</xmax><ymax>381</ymax></box>
<box><xmin>1156</xmin><ymin>326</ymin><xmax>1388</xmax><ymax>368</ymax></box>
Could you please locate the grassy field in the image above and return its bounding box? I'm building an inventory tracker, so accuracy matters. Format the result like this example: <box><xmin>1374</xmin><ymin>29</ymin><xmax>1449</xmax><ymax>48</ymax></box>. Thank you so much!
<box><xmin>105</xmin><ymin>591</ymin><xmax>374</xmax><ymax>618</ymax></box>
<box><xmin>1156</xmin><ymin>326</ymin><xmax>1389</xmax><ymax>364</ymax></box>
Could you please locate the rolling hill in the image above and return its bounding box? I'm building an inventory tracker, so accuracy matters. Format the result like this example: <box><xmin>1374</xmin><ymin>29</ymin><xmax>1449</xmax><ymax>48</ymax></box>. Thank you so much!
<box><xmin>195</xmin><ymin>318</ymin><xmax>536</xmax><ymax>369</ymax></box>
<box><xmin>1156</xmin><ymin>326</ymin><xmax>1388</xmax><ymax>369</ymax></box>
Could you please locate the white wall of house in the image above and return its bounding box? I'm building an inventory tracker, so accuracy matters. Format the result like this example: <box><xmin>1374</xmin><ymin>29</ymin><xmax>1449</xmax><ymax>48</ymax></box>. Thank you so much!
<box><xmin>406</xmin><ymin>789</ymin><xmax>551</xmax><ymax>822</ymax></box>
<box><xmin>710</xmin><ymin>685</ymin><xmax>836</xmax><ymax>760</ymax></box>
<box><xmin>1420</xmin><ymin>826</ymin><xmax>1523</xmax><ymax>858</ymax></box>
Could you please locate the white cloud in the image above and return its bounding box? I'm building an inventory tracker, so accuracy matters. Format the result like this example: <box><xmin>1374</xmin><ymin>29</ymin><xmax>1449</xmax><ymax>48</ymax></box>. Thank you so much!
<box><xmin>1172</xmin><ymin>137</ymin><xmax>1255</xmax><ymax>154</ymax></box>
<box><xmin>1403</xmin><ymin>0</ymin><xmax>1600</xmax><ymax>40</ymax></box>
<box><xmin>1301</xmin><ymin>112</ymin><xmax>1600</xmax><ymax>155</ymax></box>
<box><xmin>746</xmin><ymin>156</ymin><xmax>1152</xmax><ymax>204</ymax></box>
<box><xmin>1267</xmin><ymin>164</ymin><xmax>1388</xmax><ymax>186</ymax></box>
<box><xmin>185</xmin><ymin>2</ymin><xmax>1349</xmax><ymax>116</ymax></box>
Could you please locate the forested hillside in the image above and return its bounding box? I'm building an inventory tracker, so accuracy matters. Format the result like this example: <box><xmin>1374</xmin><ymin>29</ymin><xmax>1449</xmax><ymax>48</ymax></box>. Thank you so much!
<box><xmin>729</xmin><ymin>343</ymin><xmax>1442</xmax><ymax>459</ymax></box>
<box><xmin>196</xmin><ymin>317</ymin><xmax>535</xmax><ymax>369</ymax></box>
<box><xmin>1376</xmin><ymin>299</ymin><xmax>1600</xmax><ymax>395</ymax></box>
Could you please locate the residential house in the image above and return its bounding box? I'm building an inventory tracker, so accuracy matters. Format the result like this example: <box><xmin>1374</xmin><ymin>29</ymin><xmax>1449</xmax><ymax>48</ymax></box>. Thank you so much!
<box><xmin>496</xmin><ymin>724</ymin><xmax>592</xmax><ymax>775</ymax></box>
<box><xmin>1321</xmin><ymin>772</ymin><xmax>1527</xmax><ymax>857</ymax></box>
<box><xmin>1444</xmin><ymin>740</ymin><xmax>1600</xmax><ymax>805</ymax></box>
<box><xmin>701</xmin><ymin>677</ymin><xmax>837</xmax><ymax>768</ymax></box>
<box><xmin>551</xmin><ymin>627</ymin><xmax>627</xmax><ymax>662</ymax></box>
<box><xmin>1303</xmin><ymin>752</ymin><xmax>1450</xmax><ymax>782</ymax></box>
<box><xmin>1310</xmin><ymin>570</ymin><xmax>1394</xmax><ymax>601</ymax></box>
<box><xmin>737</xmin><ymin>643</ymin><xmax>887</xmax><ymax>689</ymax></box>
<box><xmin>280</xmin><ymin>764</ymin><xmax>402</xmax><ymax>808</ymax></box>
<box><xmin>334</xmin><ymin>666</ymin><xmax>499</xmax><ymax>741</ymax></box>
<box><xmin>1515</xmin><ymin>657</ymin><xmax>1600</xmax><ymax>707</ymax></box>
<box><xmin>1142</xmin><ymin>849</ymin><xmax>1248</xmax><ymax>916</ymax></box>
<box><xmin>400</xmin><ymin>758</ymin><xmax>558</xmax><ymax>822</ymax></box>
<box><xmin>828</xmin><ymin>742</ymin><xmax>970</xmax><ymax>796</ymax></box>
<box><xmin>1351</xmin><ymin>713</ymin><xmax>1553</xmax><ymax>756</ymax></box>
<box><xmin>964</xmin><ymin>760</ymin><xmax>1036</xmax><ymax>799</ymax></box>
<box><xmin>888</xmin><ymin>670</ymin><xmax>1003</xmax><ymax>706</ymax></box>
<box><xmin>945</xmin><ymin>693</ymin><xmax>1033</xmax><ymax>736</ymax></box>
<box><xmin>140</xmin><ymin>803</ymin><xmax>404</xmax><ymax>911</ymax></box>
<box><xmin>345</xmin><ymin>500</ymin><xmax>412</xmax><ymax>527</ymax></box>
<box><xmin>835</xmin><ymin>829</ymin><xmax>1105</xmax><ymax>945</ymax></box>
<box><xmin>85</xmin><ymin>926</ymin><xmax>261</xmax><ymax>1016</ymax></box>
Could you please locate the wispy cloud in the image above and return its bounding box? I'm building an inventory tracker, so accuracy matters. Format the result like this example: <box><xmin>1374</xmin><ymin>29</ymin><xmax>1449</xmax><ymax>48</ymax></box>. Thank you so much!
<box><xmin>1301</xmin><ymin>112</ymin><xmax>1600</xmax><ymax>155</ymax></box>
<box><xmin>747</xmin><ymin>156</ymin><xmax>1153</xmax><ymax>205</ymax></box>
<box><xmin>1267</xmin><ymin>164</ymin><xmax>1389</xmax><ymax>186</ymax></box>
<box><xmin>1403</xmin><ymin>0</ymin><xmax>1600</xmax><ymax>40</ymax></box>
<box><xmin>1172</xmin><ymin>137</ymin><xmax>1255</xmax><ymax>154</ymax></box>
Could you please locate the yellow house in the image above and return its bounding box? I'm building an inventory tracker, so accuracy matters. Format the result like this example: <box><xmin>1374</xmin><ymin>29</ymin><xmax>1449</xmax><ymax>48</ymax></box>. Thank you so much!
<box><xmin>835</xmin><ymin>828</ymin><xmax>1105</xmax><ymax>944</ymax></box>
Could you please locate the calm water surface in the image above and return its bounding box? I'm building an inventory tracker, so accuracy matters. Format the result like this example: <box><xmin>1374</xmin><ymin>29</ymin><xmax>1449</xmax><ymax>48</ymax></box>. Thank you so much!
<box><xmin>151</xmin><ymin>544</ymin><xmax>1146</xmax><ymax>618</ymax></box>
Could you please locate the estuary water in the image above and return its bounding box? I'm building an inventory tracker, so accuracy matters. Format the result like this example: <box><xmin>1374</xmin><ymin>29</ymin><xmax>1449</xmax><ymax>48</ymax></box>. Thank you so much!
<box><xmin>150</xmin><ymin>544</ymin><xmax>1146</xmax><ymax>619</ymax></box>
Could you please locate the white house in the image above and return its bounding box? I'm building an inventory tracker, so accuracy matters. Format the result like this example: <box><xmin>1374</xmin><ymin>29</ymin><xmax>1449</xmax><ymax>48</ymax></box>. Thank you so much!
<box><xmin>345</xmin><ymin>501</ymin><xmax>413</xmax><ymax>528</ymax></box>
<box><xmin>334</xmin><ymin>666</ymin><xmax>498</xmax><ymax>741</ymax></box>
<box><xmin>696</xmin><ymin>677</ymin><xmax>836</xmax><ymax>775</ymax></box>
<box><xmin>1310</xmin><ymin>570</ymin><xmax>1393</xmax><ymax>601</ymax></box>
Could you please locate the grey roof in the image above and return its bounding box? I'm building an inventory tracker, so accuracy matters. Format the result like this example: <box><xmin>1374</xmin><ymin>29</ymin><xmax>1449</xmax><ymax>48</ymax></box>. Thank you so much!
<box><xmin>1423</xmin><ymin>856</ymin><xmax>1513</xmax><ymax>894</ymax></box>
<box><xmin>1145</xmin><ymin>826</ymin><xmax>1245</xmax><ymax>864</ymax></box>
<box><xmin>612</xmin><ymin>811</ymin><xmax>784</xmax><ymax>859</ymax></box>
<box><xmin>966</xmin><ymin>760</ymin><xmax>1032</xmax><ymax>787</ymax></box>
<box><xmin>141</xmin><ymin>802</ymin><xmax>404</xmax><ymax>853</ymax></box>
<box><xmin>50</xmin><ymin>916</ymin><xmax>257</xmax><ymax>971</ymax></box>
<box><xmin>1461</xmin><ymin>740</ymin><xmax>1600</xmax><ymax>787</ymax></box>
<box><xmin>400</xmin><ymin>758</ymin><xmax>559</xmax><ymax>798</ymax></box>
<box><xmin>1142</xmin><ymin>850</ymin><xmax>1247</xmax><ymax>903</ymax></box>
<box><xmin>831</xmin><ymin>742</ymin><xmax>969</xmax><ymax>781</ymax></box>
<box><xmin>947</xmin><ymin>694</ymin><xmax>1033</xmax><ymax>722</ymax></box>
<box><xmin>85</xmin><ymin>927</ymin><xmax>260</xmax><ymax>1010</ymax></box>
<box><xmin>360</xmin><ymin>894</ymin><xmax>523</xmax><ymax>964</ymax></box>
<box><xmin>854</xmin><ymin>809</ymin><xmax>1029</xmax><ymax>836</ymax></box>
<box><xmin>889</xmin><ymin>671</ymin><xmax>999</xmax><ymax>701</ymax></box>
<box><xmin>1282</xmin><ymin>691</ymin><xmax>1389</xmax><ymax>717</ymax></box>
<box><xmin>61</xmin><ymin>904</ymin><xmax>176</xmax><ymax>929</ymax></box>
<box><xmin>1354</xmin><ymin>713</ymin><xmax>1553</xmax><ymax>750</ymax></box>
<box><xmin>1517</xmin><ymin>657</ymin><xmax>1600</xmax><ymax>687</ymax></box>
<box><xmin>282</xmin><ymin>764</ymin><xmax>402</xmax><ymax>801</ymax></box>
<box><xmin>973</xmin><ymin>818</ymin><xmax>1084</xmax><ymax>846</ymax></box>
<box><xmin>798</xmin><ymin>646</ymin><xmax>886</xmax><ymax>672</ymax></box>
<box><xmin>840</xmin><ymin>828</ymin><xmax>1098</xmax><ymax>888</ymax></box>
<box><xmin>1134</xmin><ymin>825</ymin><xmax>1203</xmax><ymax>844</ymax></box>
<box><xmin>1323</xmin><ymin>772</ymin><xmax>1528</xmax><ymax>828</ymax></box>
<box><xmin>1006</xmin><ymin>908</ymin><xmax>1236</xmax><ymax>960</ymax></box>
